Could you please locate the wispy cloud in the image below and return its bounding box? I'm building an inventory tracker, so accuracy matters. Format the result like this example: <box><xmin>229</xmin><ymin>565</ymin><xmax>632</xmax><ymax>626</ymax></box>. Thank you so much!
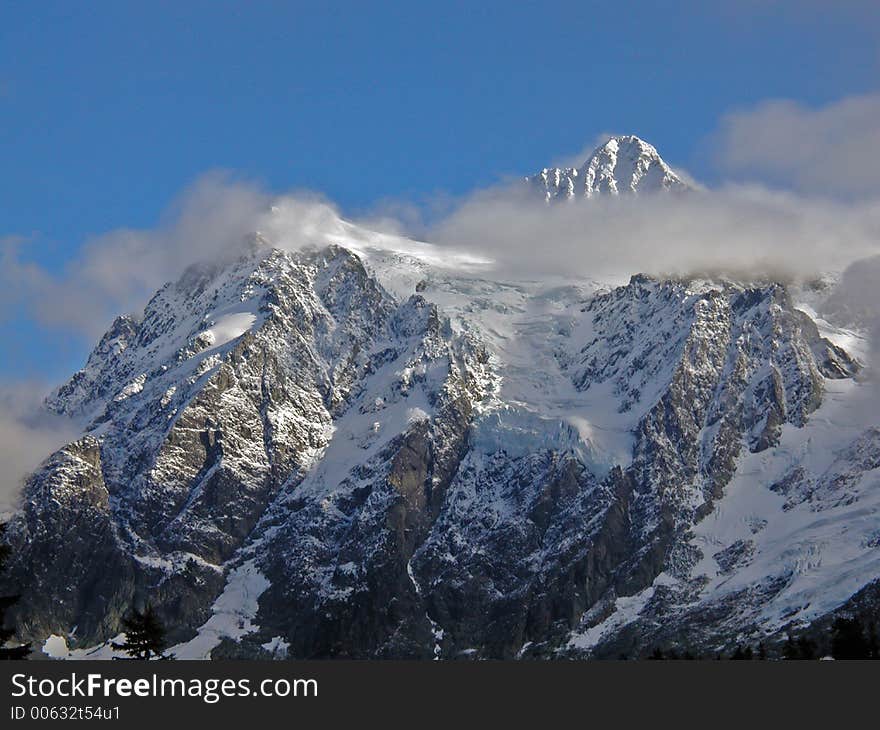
<box><xmin>1</xmin><ymin>173</ymin><xmax>274</xmax><ymax>339</ymax></box>
<box><xmin>711</xmin><ymin>93</ymin><xmax>880</xmax><ymax>199</ymax></box>
<box><xmin>0</xmin><ymin>382</ymin><xmax>79</xmax><ymax>518</ymax></box>
<box><xmin>425</xmin><ymin>182</ymin><xmax>880</xmax><ymax>282</ymax></box>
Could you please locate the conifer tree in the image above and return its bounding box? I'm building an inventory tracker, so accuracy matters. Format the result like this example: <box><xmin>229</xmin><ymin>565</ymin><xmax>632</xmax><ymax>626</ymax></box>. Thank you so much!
<box><xmin>796</xmin><ymin>636</ymin><xmax>817</xmax><ymax>660</ymax></box>
<box><xmin>831</xmin><ymin>617</ymin><xmax>870</xmax><ymax>659</ymax></box>
<box><xmin>782</xmin><ymin>634</ymin><xmax>799</xmax><ymax>660</ymax></box>
<box><xmin>111</xmin><ymin>604</ymin><xmax>168</xmax><ymax>660</ymax></box>
<box><xmin>0</xmin><ymin>524</ymin><xmax>31</xmax><ymax>660</ymax></box>
<box><xmin>867</xmin><ymin>623</ymin><xmax>879</xmax><ymax>659</ymax></box>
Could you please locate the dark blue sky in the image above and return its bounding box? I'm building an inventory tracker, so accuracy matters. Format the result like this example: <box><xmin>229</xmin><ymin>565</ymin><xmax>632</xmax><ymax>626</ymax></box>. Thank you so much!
<box><xmin>2</xmin><ymin>1</ymin><xmax>879</xmax><ymax>379</ymax></box>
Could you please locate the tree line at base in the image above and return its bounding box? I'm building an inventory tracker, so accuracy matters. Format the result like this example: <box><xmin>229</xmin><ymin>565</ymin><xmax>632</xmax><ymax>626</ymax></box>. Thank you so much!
<box><xmin>1</xmin><ymin>523</ymin><xmax>169</xmax><ymax>661</ymax></box>
<box><xmin>644</xmin><ymin>617</ymin><xmax>880</xmax><ymax>660</ymax></box>
<box><xmin>3</xmin><ymin>522</ymin><xmax>880</xmax><ymax>660</ymax></box>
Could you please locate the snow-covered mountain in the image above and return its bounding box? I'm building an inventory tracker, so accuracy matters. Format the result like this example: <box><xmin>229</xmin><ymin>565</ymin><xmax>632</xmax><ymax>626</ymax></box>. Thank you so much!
<box><xmin>3</xmin><ymin>142</ymin><xmax>879</xmax><ymax>660</ymax></box>
<box><xmin>528</xmin><ymin>135</ymin><xmax>691</xmax><ymax>201</ymax></box>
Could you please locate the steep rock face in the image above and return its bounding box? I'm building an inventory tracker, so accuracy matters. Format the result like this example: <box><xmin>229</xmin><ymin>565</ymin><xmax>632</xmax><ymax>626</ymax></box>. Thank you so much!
<box><xmin>5</xmin><ymin>243</ymin><xmax>456</xmax><ymax>646</ymax></box>
<box><xmin>390</xmin><ymin>275</ymin><xmax>859</xmax><ymax>659</ymax></box>
<box><xmin>226</xmin><ymin>269</ymin><xmax>860</xmax><ymax>660</ymax></box>
<box><xmin>528</xmin><ymin>136</ymin><xmax>690</xmax><ymax>201</ymax></box>
<box><xmin>8</xmin><ymin>437</ymin><xmax>134</xmax><ymax>642</ymax></box>
<box><xmin>233</xmin><ymin>297</ymin><xmax>493</xmax><ymax>659</ymax></box>
<box><xmin>1</xmin><ymin>229</ymin><xmax>872</xmax><ymax>660</ymax></box>
<box><xmin>582</xmin><ymin>422</ymin><xmax>880</xmax><ymax>658</ymax></box>
<box><xmin>568</xmin><ymin>277</ymin><xmax>850</xmax><ymax>519</ymax></box>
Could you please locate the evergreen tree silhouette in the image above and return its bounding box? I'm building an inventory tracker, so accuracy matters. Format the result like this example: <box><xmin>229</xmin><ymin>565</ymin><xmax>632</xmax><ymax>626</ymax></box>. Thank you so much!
<box><xmin>831</xmin><ymin>617</ymin><xmax>870</xmax><ymax>660</ymax></box>
<box><xmin>796</xmin><ymin>636</ymin><xmax>817</xmax><ymax>660</ymax></box>
<box><xmin>0</xmin><ymin>524</ymin><xmax>31</xmax><ymax>660</ymax></box>
<box><xmin>111</xmin><ymin>604</ymin><xmax>169</xmax><ymax>660</ymax></box>
<box><xmin>867</xmin><ymin>623</ymin><xmax>879</xmax><ymax>659</ymax></box>
<box><xmin>782</xmin><ymin>634</ymin><xmax>799</xmax><ymax>659</ymax></box>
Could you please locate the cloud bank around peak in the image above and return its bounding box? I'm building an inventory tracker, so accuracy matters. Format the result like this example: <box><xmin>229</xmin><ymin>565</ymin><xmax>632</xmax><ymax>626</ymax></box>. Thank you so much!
<box><xmin>5</xmin><ymin>103</ymin><xmax>880</xmax><ymax>353</ymax></box>
<box><xmin>422</xmin><ymin>183</ymin><xmax>880</xmax><ymax>283</ymax></box>
<box><xmin>3</xmin><ymin>93</ymin><xmax>880</xmax><ymax>349</ymax></box>
<box><xmin>419</xmin><ymin>92</ymin><xmax>880</xmax><ymax>282</ymax></box>
<box><xmin>0</xmin><ymin>173</ymin><xmax>348</xmax><ymax>342</ymax></box>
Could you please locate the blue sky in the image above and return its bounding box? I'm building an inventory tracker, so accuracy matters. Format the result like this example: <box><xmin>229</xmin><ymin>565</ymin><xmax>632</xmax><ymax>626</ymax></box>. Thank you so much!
<box><xmin>2</xmin><ymin>1</ymin><xmax>880</xmax><ymax>380</ymax></box>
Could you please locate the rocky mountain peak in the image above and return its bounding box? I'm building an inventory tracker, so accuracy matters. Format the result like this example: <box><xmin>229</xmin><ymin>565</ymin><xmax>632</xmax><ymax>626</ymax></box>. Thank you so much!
<box><xmin>528</xmin><ymin>134</ymin><xmax>691</xmax><ymax>201</ymax></box>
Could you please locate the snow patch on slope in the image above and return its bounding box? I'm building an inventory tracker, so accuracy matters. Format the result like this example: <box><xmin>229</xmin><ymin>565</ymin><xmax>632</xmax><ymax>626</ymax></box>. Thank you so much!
<box><xmin>691</xmin><ymin>377</ymin><xmax>880</xmax><ymax>630</ymax></box>
<box><xmin>42</xmin><ymin>633</ymin><xmax>129</xmax><ymax>660</ymax></box>
<box><xmin>203</xmin><ymin>311</ymin><xmax>258</xmax><ymax>350</ymax></box>
<box><xmin>568</xmin><ymin>586</ymin><xmax>658</xmax><ymax>651</ymax></box>
<box><xmin>170</xmin><ymin>559</ymin><xmax>270</xmax><ymax>659</ymax></box>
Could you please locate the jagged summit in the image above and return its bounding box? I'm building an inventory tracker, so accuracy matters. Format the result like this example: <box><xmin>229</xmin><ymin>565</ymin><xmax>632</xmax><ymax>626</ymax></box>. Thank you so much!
<box><xmin>528</xmin><ymin>134</ymin><xmax>691</xmax><ymax>201</ymax></box>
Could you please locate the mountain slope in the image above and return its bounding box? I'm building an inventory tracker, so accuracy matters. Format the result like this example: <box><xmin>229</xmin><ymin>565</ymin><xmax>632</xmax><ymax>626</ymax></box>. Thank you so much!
<box><xmin>2</xmin><ymin>189</ymin><xmax>876</xmax><ymax>661</ymax></box>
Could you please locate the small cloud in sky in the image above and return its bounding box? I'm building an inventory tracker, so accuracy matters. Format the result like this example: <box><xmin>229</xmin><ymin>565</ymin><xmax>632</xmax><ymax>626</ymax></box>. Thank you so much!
<box><xmin>711</xmin><ymin>93</ymin><xmax>880</xmax><ymax>199</ymax></box>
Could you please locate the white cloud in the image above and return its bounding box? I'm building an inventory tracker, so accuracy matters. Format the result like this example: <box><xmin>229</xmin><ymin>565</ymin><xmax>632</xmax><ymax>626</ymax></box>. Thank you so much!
<box><xmin>0</xmin><ymin>383</ymin><xmax>79</xmax><ymax>518</ymax></box>
<box><xmin>0</xmin><ymin>173</ymin><xmax>341</xmax><ymax>340</ymax></box>
<box><xmin>712</xmin><ymin>93</ymin><xmax>880</xmax><ymax>198</ymax></box>
<box><xmin>824</xmin><ymin>254</ymin><xmax>880</xmax><ymax>331</ymax></box>
<box><xmin>426</xmin><ymin>181</ymin><xmax>880</xmax><ymax>282</ymax></box>
<box><xmin>6</xmin><ymin>145</ymin><xmax>879</xmax><ymax>352</ymax></box>
<box><xmin>822</xmin><ymin>253</ymin><xmax>880</xmax><ymax>418</ymax></box>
